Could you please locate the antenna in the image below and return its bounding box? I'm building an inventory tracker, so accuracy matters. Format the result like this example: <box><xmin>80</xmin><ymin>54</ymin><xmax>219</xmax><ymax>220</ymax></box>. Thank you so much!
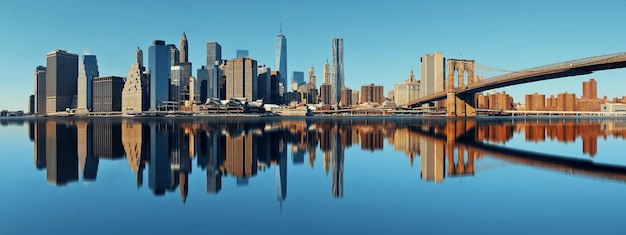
<box><xmin>280</xmin><ymin>17</ymin><xmax>283</xmax><ymax>35</ymax></box>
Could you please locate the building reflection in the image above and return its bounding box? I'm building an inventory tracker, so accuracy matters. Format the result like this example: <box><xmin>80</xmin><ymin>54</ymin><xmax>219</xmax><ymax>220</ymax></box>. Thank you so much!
<box><xmin>27</xmin><ymin>118</ymin><xmax>626</xmax><ymax>202</ymax></box>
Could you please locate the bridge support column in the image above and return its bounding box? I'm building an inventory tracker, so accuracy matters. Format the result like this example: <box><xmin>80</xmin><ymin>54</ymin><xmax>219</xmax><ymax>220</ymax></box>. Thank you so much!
<box><xmin>446</xmin><ymin>93</ymin><xmax>476</xmax><ymax>117</ymax></box>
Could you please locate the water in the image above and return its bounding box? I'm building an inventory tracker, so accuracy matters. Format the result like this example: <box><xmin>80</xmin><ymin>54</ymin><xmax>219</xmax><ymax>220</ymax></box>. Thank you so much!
<box><xmin>1</xmin><ymin>116</ymin><xmax>626</xmax><ymax>234</ymax></box>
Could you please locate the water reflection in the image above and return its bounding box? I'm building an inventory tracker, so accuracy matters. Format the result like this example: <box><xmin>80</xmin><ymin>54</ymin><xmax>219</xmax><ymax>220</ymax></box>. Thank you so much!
<box><xmin>26</xmin><ymin>117</ymin><xmax>626</xmax><ymax>202</ymax></box>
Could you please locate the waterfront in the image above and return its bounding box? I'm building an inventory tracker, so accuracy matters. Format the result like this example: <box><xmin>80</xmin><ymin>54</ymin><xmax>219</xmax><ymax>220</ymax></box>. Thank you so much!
<box><xmin>1</xmin><ymin>117</ymin><xmax>626</xmax><ymax>234</ymax></box>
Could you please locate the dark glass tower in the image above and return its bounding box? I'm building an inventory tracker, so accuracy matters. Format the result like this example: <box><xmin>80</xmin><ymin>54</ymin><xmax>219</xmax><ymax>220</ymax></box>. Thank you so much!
<box><xmin>149</xmin><ymin>40</ymin><xmax>171</xmax><ymax>110</ymax></box>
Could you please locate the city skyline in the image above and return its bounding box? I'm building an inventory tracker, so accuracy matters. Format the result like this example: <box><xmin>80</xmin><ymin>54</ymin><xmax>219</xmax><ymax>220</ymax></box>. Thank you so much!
<box><xmin>2</xmin><ymin>1</ymin><xmax>626</xmax><ymax>110</ymax></box>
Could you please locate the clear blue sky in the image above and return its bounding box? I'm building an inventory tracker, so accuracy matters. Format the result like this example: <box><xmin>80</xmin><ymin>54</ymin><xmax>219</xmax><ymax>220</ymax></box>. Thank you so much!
<box><xmin>1</xmin><ymin>0</ymin><xmax>625</xmax><ymax>110</ymax></box>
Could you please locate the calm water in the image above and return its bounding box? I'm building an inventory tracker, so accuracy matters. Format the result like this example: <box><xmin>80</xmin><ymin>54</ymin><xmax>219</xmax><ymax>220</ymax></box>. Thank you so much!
<box><xmin>2</xmin><ymin>116</ymin><xmax>626</xmax><ymax>234</ymax></box>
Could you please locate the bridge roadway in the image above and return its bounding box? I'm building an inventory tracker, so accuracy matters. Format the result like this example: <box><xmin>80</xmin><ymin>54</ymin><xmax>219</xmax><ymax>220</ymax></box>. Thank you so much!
<box><xmin>407</xmin><ymin>52</ymin><xmax>626</xmax><ymax>107</ymax></box>
<box><xmin>410</xmin><ymin>120</ymin><xmax>626</xmax><ymax>183</ymax></box>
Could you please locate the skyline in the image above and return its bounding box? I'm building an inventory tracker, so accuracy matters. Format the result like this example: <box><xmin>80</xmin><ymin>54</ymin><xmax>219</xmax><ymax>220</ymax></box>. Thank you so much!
<box><xmin>2</xmin><ymin>1</ymin><xmax>626</xmax><ymax>110</ymax></box>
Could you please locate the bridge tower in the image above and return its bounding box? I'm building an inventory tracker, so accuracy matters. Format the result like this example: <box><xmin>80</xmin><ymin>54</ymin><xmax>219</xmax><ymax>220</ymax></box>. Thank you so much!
<box><xmin>446</xmin><ymin>59</ymin><xmax>476</xmax><ymax>117</ymax></box>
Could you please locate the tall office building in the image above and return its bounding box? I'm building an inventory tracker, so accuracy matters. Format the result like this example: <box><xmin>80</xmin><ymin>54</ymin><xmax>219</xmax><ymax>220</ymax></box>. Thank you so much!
<box><xmin>291</xmin><ymin>71</ymin><xmax>304</xmax><ymax>91</ymax></box>
<box><xmin>236</xmin><ymin>50</ymin><xmax>249</xmax><ymax>58</ymax></box>
<box><xmin>275</xmin><ymin>25</ymin><xmax>288</xmax><ymax>89</ymax></box>
<box><xmin>224</xmin><ymin>57</ymin><xmax>258</xmax><ymax>100</ymax></box>
<box><xmin>257</xmin><ymin>66</ymin><xmax>272</xmax><ymax>102</ymax></box>
<box><xmin>323</xmin><ymin>60</ymin><xmax>330</xmax><ymax>84</ymax></box>
<box><xmin>34</xmin><ymin>66</ymin><xmax>46</xmax><ymax>115</ymax></box>
<box><xmin>320</xmin><ymin>83</ymin><xmax>332</xmax><ymax>105</ymax></box>
<box><xmin>197</xmin><ymin>66</ymin><xmax>210</xmax><ymax>103</ymax></box>
<box><xmin>168</xmin><ymin>44</ymin><xmax>179</xmax><ymax>66</ymax></box>
<box><xmin>77</xmin><ymin>54</ymin><xmax>99</xmax><ymax>112</ymax></box>
<box><xmin>170</xmin><ymin>65</ymin><xmax>185</xmax><ymax>106</ymax></box>
<box><xmin>331</xmin><ymin>37</ymin><xmax>344</xmax><ymax>105</ymax></box>
<box><xmin>180</xmin><ymin>32</ymin><xmax>188</xmax><ymax>63</ymax></box>
<box><xmin>420</xmin><ymin>52</ymin><xmax>445</xmax><ymax>98</ymax></box>
<box><xmin>45</xmin><ymin>50</ymin><xmax>79</xmax><ymax>114</ymax></box>
<box><xmin>308</xmin><ymin>67</ymin><xmax>316</xmax><ymax>87</ymax></box>
<box><xmin>206</xmin><ymin>41</ymin><xmax>222</xmax><ymax>66</ymax></box>
<box><xmin>93</xmin><ymin>76</ymin><xmax>124</xmax><ymax>112</ymax></box>
<box><xmin>136</xmin><ymin>47</ymin><xmax>143</xmax><ymax>69</ymax></box>
<box><xmin>149</xmin><ymin>40</ymin><xmax>171</xmax><ymax>110</ymax></box>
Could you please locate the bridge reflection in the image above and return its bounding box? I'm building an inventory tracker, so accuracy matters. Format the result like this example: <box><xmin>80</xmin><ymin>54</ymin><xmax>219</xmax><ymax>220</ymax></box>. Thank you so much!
<box><xmin>24</xmin><ymin>117</ymin><xmax>626</xmax><ymax>203</ymax></box>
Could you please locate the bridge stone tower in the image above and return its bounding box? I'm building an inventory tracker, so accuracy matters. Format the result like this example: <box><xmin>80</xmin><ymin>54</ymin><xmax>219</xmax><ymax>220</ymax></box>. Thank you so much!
<box><xmin>446</xmin><ymin>59</ymin><xmax>476</xmax><ymax>117</ymax></box>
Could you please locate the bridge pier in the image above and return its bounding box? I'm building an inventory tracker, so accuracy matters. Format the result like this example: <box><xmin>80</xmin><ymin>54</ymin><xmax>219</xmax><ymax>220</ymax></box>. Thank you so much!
<box><xmin>446</xmin><ymin>93</ymin><xmax>476</xmax><ymax>117</ymax></box>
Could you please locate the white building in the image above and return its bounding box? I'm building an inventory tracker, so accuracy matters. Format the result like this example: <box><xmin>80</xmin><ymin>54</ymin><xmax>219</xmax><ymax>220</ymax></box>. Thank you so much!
<box><xmin>393</xmin><ymin>68</ymin><xmax>420</xmax><ymax>107</ymax></box>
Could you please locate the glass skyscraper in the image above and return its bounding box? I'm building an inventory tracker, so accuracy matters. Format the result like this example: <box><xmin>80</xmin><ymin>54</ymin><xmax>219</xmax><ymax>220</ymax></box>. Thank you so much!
<box><xmin>291</xmin><ymin>71</ymin><xmax>304</xmax><ymax>91</ymax></box>
<box><xmin>331</xmin><ymin>37</ymin><xmax>344</xmax><ymax>105</ymax></box>
<box><xmin>206</xmin><ymin>41</ymin><xmax>222</xmax><ymax>66</ymax></box>
<box><xmin>149</xmin><ymin>40</ymin><xmax>171</xmax><ymax>110</ymax></box>
<box><xmin>275</xmin><ymin>28</ymin><xmax>287</xmax><ymax>91</ymax></box>
<box><xmin>236</xmin><ymin>50</ymin><xmax>249</xmax><ymax>58</ymax></box>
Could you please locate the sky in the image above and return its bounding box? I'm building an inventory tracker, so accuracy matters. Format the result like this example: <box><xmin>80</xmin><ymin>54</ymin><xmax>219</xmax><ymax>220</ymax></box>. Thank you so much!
<box><xmin>1</xmin><ymin>0</ymin><xmax>626</xmax><ymax>111</ymax></box>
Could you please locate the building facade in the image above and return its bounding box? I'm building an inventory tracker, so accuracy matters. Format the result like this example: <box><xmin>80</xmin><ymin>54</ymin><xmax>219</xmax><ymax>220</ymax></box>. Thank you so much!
<box><xmin>320</xmin><ymin>83</ymin><xmax>332</xmax><ymax>105</ymax></box>
<box><xmin>525</xmin><ymin>93</ymin><xmax>546</xmax><ymax>111</ymax></box>
<box><xmin>149</xmin><ymin>40</ymin><xmax>171</xmax><ymax>110</ymax></box>
<box><xmin>257</xmin><ymin>66</ymin><xmax>272</xmax><ymax>102</ymax></box>
<box><xmin>394</xmin><ymin>68</ymin><xmax>420</xmax><ymax>107</ymax></box>
<box><xmin>420</xmin><ymin>52</ymin><xmax>445</xmax><ymax>98</ymax></box>
<box><xmin>46</xmin><ymin>50</ymin><xmax>79</xmax><ymax>114</ymax></box>
<box><xmin>34</xmin><ymin>66</ymin><xmax>46</xmax><ymax>114</ymax></box>
<box><xmin>224</xmin><ymin>57</ymin><xmax>258</xmax><ymax>100</ymax></box>
<box><xmin>93</xmin><ymin>76</ymin><xmax>124</xmax><ymax>112</ymax></box>
<box><xmin>360</xmin><ymin>84</ymin><xmax>384</xmax><ymax>105</ymax></box>
<box><xmin>77</xmin><ymin>54</ymin><xmax>99</xmax><ymax>112</ymax></box>
<box><xmin>122</xmin><ymin>63</ymin><xmax>149</xmax><ymax>113</ymax></box>
<box><xmin>291</xmin><ymin>71</ymin><xmax>304</xmax><ymax>91</ymax></box>
<box><xmin>340</xmin><ymin>88</ymin><xmax>352</xmax><ymax>107</ymax></box>
<box><xmin>331</xmin><ymin>37</ymin><xmax>344</xmax><ymax>105</ymax></box>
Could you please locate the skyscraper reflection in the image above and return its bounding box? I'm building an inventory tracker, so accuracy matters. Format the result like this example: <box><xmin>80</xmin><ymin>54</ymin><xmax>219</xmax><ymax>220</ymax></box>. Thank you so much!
<box><xmin>27</xmin><ymin>118</ymin><xmax>626</xmax><ymax>202</ymax></box>
<box><xmin>45</xmin><ymin>121</ymin><xmax>78</xmax><ymax>186</ymax></box>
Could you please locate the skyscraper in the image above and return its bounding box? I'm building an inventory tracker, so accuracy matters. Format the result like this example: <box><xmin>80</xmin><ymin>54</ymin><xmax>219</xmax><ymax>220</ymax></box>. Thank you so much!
<box><xmin>34</xmin><ymin>66</ymin><xmax>46</xmax><ymax>115</ymax></box>
<box><xmin>197</xmin><ymin>66</ymin><xmax>210</xmax><ymax>103</ymax></box>
<box><xmin>45</xmin><ymin>50</ymin><xmax>78</xmax><ymax>114</ymax></box>
<box><xmin>331</xmin><ymin>38</ymin><xmax>344</xmax><ymax>105</ymax></box>
<box><xmin>257</xmin><ymin>66</ymin><xmax>272</xmax><ymax>102</ymax></box>
<box><xmin>77</xmin><ymin>54</ymin><xmax>99</xmax><ymax>112</ymax></box>
<box><xmin>136</xmin><ymin>47</ymin><xmax>144</xmax><ymax>69</ymax></box>
<box><xmin>206</xmin><ymin>41</ymin><xmax>222</xmax><ymax>66</ymax></box>
<box><xmin>420</xmin><ymin>52</ymin><xmax>445</xmax><ymax>98</ymax></box>
<box><xmin>308</xmin><ymin>67</ymin><xmax>316</xmax><ymax>87</ymax></box>
<box><xmin>149</xmin><ymin>40</ymin><xmax>171</xmax><ymax>110</ymax></box>
<box><xmin>122</xmin><ymin>63</ymin><xmax>149</xmax><ymax>113</ymax></box>
<box><xmin>170</xmin><ymin>65</ymin><xmax>185</xmax><ymax>106</ymax></box>
<box><xmin>179</xmin><ymin>32</ymin><xmax>188</xmax><ymax>63</ymax></box>
<box><xmin>323</xmin><ymin>60</ymin><xmax>330</xmax><ymax>84</ymax></box>
<box><xmin>236</xmin><ymin>50</ymin><xmax>249</xmax><ymax>58</ymax></box>
<box><xmin>291</xmin><ymin>71</ymin><xmax>304</xmax><ymax>91</ymax></box>
<box><xmin>168</xmin><ymin>44</ymin><xmax>179</xmax><ymax>66</ymax></box>
<box><xmin>224</xmin><ymin>57</ymin><xmax>258</xmax><ymax>100</ymax></box>
<box><xmin>93</xmin><ymin>76</ymin><xmax>124</xmax><ymax>112</ymax></box>
<box><xmin>275</xmin><ymin>24</ymin><xmax>287</xmax><ymax>90</ymax></box>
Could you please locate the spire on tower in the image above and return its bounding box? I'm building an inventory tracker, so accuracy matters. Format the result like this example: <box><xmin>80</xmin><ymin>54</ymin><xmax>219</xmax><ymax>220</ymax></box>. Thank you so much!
<box><xmin>280</xmin><ymin>17</ymin><xmax>283</xmax><ymax>35</ymax></box>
